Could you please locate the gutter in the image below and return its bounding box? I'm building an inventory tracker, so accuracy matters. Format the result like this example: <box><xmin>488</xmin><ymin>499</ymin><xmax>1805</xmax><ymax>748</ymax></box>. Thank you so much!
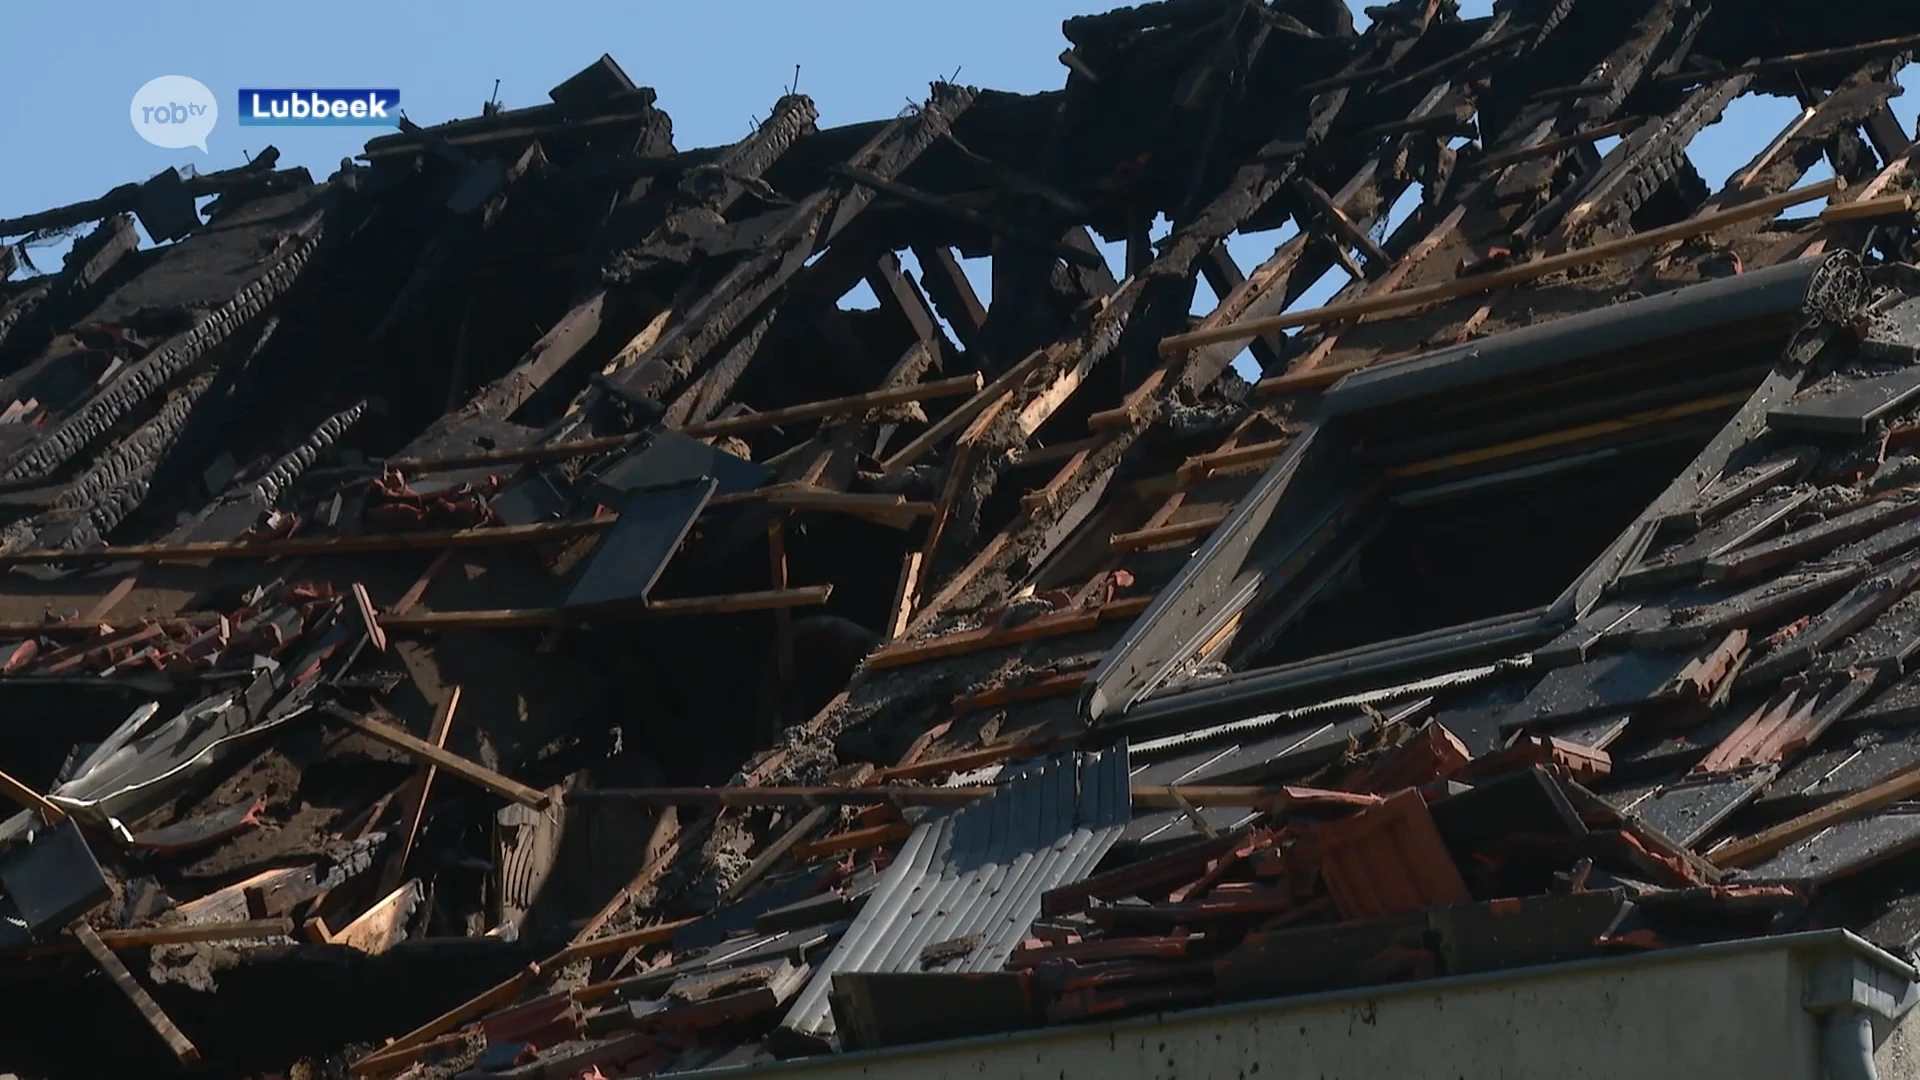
<box><xmin>702</xmin><ymin>930</ymin><xmax>1917</xmax><ymax>1080</ymax></box>
<box><xmin>1807</xmin><ymin>937</ymin><xmax>1920</xmax><ymax>1080</ymax></box>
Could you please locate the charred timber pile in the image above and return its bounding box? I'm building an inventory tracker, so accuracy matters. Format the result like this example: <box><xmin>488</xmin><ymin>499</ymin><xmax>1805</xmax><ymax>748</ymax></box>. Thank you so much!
<box><xmin>2</xmin><ymin>0</ymin><xmax>1920</xmax><ymax>1076</ymax></box>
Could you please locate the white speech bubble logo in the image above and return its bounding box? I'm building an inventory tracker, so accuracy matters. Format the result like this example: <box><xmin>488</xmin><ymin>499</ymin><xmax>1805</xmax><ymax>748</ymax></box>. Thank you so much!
<box><xmin>130</xmin><ymin>76</ymin><xmax>218</xmax><ymax>152</ymax></box>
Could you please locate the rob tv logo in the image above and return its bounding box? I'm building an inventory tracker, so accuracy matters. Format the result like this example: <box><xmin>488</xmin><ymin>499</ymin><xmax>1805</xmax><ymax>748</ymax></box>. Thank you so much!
<box><xmin>130</xmin><ymin>76</ymin><xmax>219</xmax><ymax>152</ymax></box>
<box><xmin>239</xmin><ymin>88</ymin><xmax>401</xmax><ymax>127</ymax></box>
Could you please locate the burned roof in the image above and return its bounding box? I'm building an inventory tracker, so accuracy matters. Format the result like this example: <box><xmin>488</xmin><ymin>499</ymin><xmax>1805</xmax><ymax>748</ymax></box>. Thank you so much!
<box><xmin>4</xmin><ymin>0</ymin><xmax>1920</xmax><ymax>1076</ymax></box>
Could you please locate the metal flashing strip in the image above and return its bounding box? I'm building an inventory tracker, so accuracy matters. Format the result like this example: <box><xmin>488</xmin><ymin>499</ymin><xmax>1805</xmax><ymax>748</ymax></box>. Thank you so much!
<box><xmin>1114</xmin><ymin>610</ymin><xmax>1549</xmax><ymax>739</ymax></box>
<box><xmin>1319</xmin><ymin>258</ymin><xmax>1819</xmax><ymax>418</ymax></box>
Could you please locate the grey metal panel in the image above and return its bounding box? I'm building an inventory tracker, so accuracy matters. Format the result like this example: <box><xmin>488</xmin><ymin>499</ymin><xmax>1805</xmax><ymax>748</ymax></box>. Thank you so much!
<box><xmin>1768</xmin><ymin>367</ymin><xmax>1920</xmax><ymax>435</ymax></box>
<box><xmin>1320</xmin><ymin>258</ymin><xmax>1818</xmax><ymax>418</ymax></box>
<box><xmin>1112</xmin><ymin>610</ymin><xmax>1550</xmax><ymax>737</ymax></box>
<box><xmin>563</xmin><ymin>477</ymin><xmax>715</xmax><ymax>609</ymax></box>
<box><xmin>588</xmin><ymin>427</ymin><xmax>769</xmax><ymax>504</ymax></box>
<box><xmin>1081</xmin><ymin>424</ymin><xmax>1357</xmax><ymax>724</ymax></box>
<box><xmin>1550</xmin><ymin>366</ymin><xmax>1810</xmax><ymax>623</ymax></box>
<box><xmin>779</xmin><ymin>745</ymin><xmax>1131</xmax><ymax>1046</ymax></box>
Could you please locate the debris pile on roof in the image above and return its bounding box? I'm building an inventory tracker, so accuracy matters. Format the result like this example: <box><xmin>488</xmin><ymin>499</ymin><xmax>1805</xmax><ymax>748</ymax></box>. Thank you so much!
<box><xmin>5</xmin><ymin>0</ymin><xmax>1920</xmax><ymax>1076</ymax></box>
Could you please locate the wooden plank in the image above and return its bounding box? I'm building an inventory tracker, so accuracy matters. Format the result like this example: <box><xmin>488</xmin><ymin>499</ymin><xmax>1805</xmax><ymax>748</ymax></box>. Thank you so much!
<box><xmin>1020</xmin><ymin>446</ymin><xmax>1097</xmax><ymax>514</ymax></box>
<box><xmin>953</xmin><ymin>669</ymin><xmax>1090</xmax><ymax>714</ymax></box>
<box><xmin>719</xmin><ymin>765</ymin><xmax>873</xmax><ymax>902</ymax></box>
<box><xmin>0</xmin><ymin>767</ymin><xmax>63</xmax><ymax>823</ymax></box>
<box><xmin>1651</xmin><ymin>31</ymin><xmax>1920</xmax><ymax>89</ymax></box>
<box><xmin>74</xmin><ymin>922</ymin><xmax>199</xmax><ymax>1063</ymax></box>
<box><xmin>1292</xmin><ymin>177</ymin><xmax>1390</xmax><ymax>271</ymax></box>
<box><xmin>1820</xmin><ymin>193</ymin><xmax>1918</xmax><ymax>223</ymax></box>
<box><xmin>1802</xmin><ymin>145</ymin><xmax>1920</xmax><ymax>259</ymax></box>
<box><xmin>351</xmin><ymin>964</ymin><xmax>542</xmax><ymax>1076</ymax></box>
<box><xmin>549</xmin><ymin>917</ymin><xmax>699</xmax><ymax>966</ymax></box>
<box><xmin>389</xmin><ymin>550</ymin><xmax>453</xmax><ymax>617</ymax></box>
<box><xmin>175</xmin><ymin>865</ymin><xmax>321</xmax><ymax>924</ymax></box>
<box><xmin>1110</xmin><ymin>514</ymin><xmax>1228</xmax><ymax>553</ymax></box>
<box><xmin>333</xmin><ymin>711</ymin><xmax>551</xmax><ymax>810</ymax></box>
<box><xmin>791</xmin><ymin>822</ymin><xmax>915</xmax><ymax>864</ymax></box>
<box><xmin>352</xmin><ymin>583</ymin><xmax>388</xmax><ymax>652</ymax></box>
<box><xmin>1177</xmin><ymin>439</ymin><xmax>1290</xmax><ymax>484</ymax></box>
<box><xmin>332</xmin><ymin>881</ymin><xmax>421</xmax><ymax>955</ymax></box>
<box><xmin>765</xmin><ymin>490</ymin><xmax>935</xmax><ymax>525</ymax></box>
<box><xmin>81</xmin><ymin>573</ymin><xmax>141</xmax><ymax>623</ymax></box>
<box><xmin>1159</xmin><ymin>177</ymin><xmax>1845</xmax><ymax>355</ymax></box>
<box><xmin>568</xmin><ymin>784</ymin><xmax>1278</xmax><ymax>811</ymax></box>
<box><xmin>679</xmin><ymin>372</ymin><xmax>983</xmax><ymax>438</ymax></box>
<box><xmin>887</xmin><ymin>550</ymin><xmax>922</xmax><ymax>641</ymax></box>
<box><xmin>875</xmin><ymin>740</ymin><xmax>1060</xmax><ymax>783</ymax></box>
<box><xmin>1709</xmin><ymin>759</ymin><xmax>1920</xmax><ymax>869</ymax></box>
<box><xmin>0</xmin><ymin>517</ymin><xmax>615</xmax><ymax>566</ymax></box>
<box><xmin>1475</xmin><ymin>117</ymin><xmax>1645</xmax><ymax>172</ymax></box>
<box><xmin>879</xmin><ymin>347</ymin><xmax>1051</xmax><ymax>475</ymax></box>
<box><xmin>867</xmin><ymin>594</ymin><xmax>1152</xmax><ymax>670</ymax></box>
<box><xmin>911</xmin><ymin>391</ymin><xmax>1013</xmax><ymax>607</ymax></box>
<box><xmin>727</xmin><ymin>807</ymin><xmax>835</xmax><ymax>893</ymax></box>
<box><xmin>378</xmin><ymin>686</ymin><xmax>462</xmax><ymax>897</ymax></box>
<box><xmin>383</xmin><ymin>586</ymin><xmax>834</xmax><ymax>630</ymax></box>
<box><xmin>769</xmin><ymin>520</ymin><xmax>794</xmax><ymax>681</ymax></box>
<box><xmin>0</xmin><ymin>918</ymin><xmax>293</xmax><ymax>958</ymax></box>
<box><xmin>387</xmin><ymin>434</ymin><xmax>638</xmax><ymax>474</ymax></box>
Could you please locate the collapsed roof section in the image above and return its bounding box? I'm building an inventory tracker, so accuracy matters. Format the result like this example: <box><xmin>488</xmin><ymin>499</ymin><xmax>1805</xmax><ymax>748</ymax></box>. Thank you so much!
<box><xmin>4</xmin><ymin>0</ymin><xmax>1920</xmax><ymax>1076</ymax></box>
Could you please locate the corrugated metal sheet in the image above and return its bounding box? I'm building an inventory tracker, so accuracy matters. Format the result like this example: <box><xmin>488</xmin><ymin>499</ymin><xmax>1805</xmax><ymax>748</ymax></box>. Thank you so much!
<box><xmin>779</xmin><ymin>745</ymin><xmax>1132</xmax><ymax>1046</ymax></box>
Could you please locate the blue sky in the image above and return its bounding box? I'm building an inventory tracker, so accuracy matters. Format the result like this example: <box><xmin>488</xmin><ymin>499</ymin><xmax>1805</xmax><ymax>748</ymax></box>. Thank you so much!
<box><xmin>3</xmin><ymin>0</ymin><xmax>1915</xmax><ymax>364</ymax></box>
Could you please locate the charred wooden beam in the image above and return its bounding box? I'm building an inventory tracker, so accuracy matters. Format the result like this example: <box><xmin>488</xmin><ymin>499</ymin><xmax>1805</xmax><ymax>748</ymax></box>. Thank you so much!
<box><xmin>1058</xmin><ymin>227</ymin><xmax>1120</xmax><ymax>302</ymax></box>
<box><xmin>1162</xmin><ymin>13</ymin><xmax>1527</xmax><ymax>399</ymax></box>
<box><xmin>831</xmin><ymin>164</ymin><xmax>1102</xmax><ymax>268</ymax></box>
<box><xmin>0</xmin><ymin>283</ymin><xmax>50</xmax><ymax>355</ymax></box>
<box><xmin>382</xmin><ymin>586</ymin><xmax>833</xmax><ymax>630</ymax></box>
<box><xmin>1290</xmin><ymin>176</ymin><xmax>1390</xmax><ymax>274</ymax></box>
<box><xmin>0</xmin><ymin>153</ymin><xmax>281</xmax><ymax>240</ymax></box>
<box><xmin>678</xmin><ymin>372</ymin><xmax>983</xmax><ymax>438</ymax></box>
<box><xmin>20</xmin><ymin>313</ymin><xmax>285</xmax><ymax>551</ymax></box>
<box><xmin>246</xmin><ymin>399</ymin><xmax>374</xmax><ymax>509</ymax></box>
<box><xmin>909</xmin><ymin>245</ymin><xmax>987</xmax><ymax>350</ymax></box>
<box><xmin>1651</xmin><ymin>32</ymin><xmax>1920</xmax><ymax>91</ymax></box>
<box><xmin>865</xmin><ymin>251</ymin><xmax>947</xmax><ymax>355</ymax></box>
<box><xmin>667</xmin><ymin>303</ymin><xmax>782</xmax><ymax>427</ymax></box>
<box><xmin>1865</xmin><ymin>101</ymin><xmax>1914</xmax><ymax>162</ymax></box>
<box><xmin>1546</xmin><ymin>68</ymin><xmax>1757</xmax><ymax>240</ymax></box>
<box><xmin>368</xmin><ymin>139</ymin><xmax>548</xmax><ymax>344</ymax></box>
<box><xmin>432</xmin><ymin>94</ymin><xmax>819</xmax><ymax>433</ymax></box>
<box><xmin>0</xmin><ymin>214</ymin><xmax>141</xmax><ymax>365</ymax></box>
<box><xmin>604</xmin><ymin>84</ymin><xmax>976</xmax><ymax>408</ymax></box>
<box><xmin>1491</xmin><ymin>0</ymin><xmax>1689</xmax><ymax>208</ymax></box>
<box><xmin>905</xmin><ymin>48</ymin><xmax>1395</xmax><ymax>620</ymax></box>
<box><xmin>1474</xmin><ymin>117</ymin><xmax>1645</xmax><ymax>173</ymax></box>
<box><xmin>9</xmin><ymin>371</ymin><xmax>219</xmax><ymax>554</ymax></box>
<box><xmin>1196</xmin><ymin>242</ymin><xmax>1287</xmax><ymax>373</ymax></box>
<box><xmin>1161</xmin><ymin>176</ymin><xmax>1843</xmax><ymax>350</ymax></box>
<box><xmin>0</xmin><ymin>218</ymin><xmax>325</xmax><ymax>486</ymax></box>
<box><xmin>360</xmin><ymin>88</ymin><xmax>664</xmax><ymax>161</ymax></box>
<box><xmin>151</xmin><ymin>398</ymin><xmax>374</xmax><ymax>548</ymax></box>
